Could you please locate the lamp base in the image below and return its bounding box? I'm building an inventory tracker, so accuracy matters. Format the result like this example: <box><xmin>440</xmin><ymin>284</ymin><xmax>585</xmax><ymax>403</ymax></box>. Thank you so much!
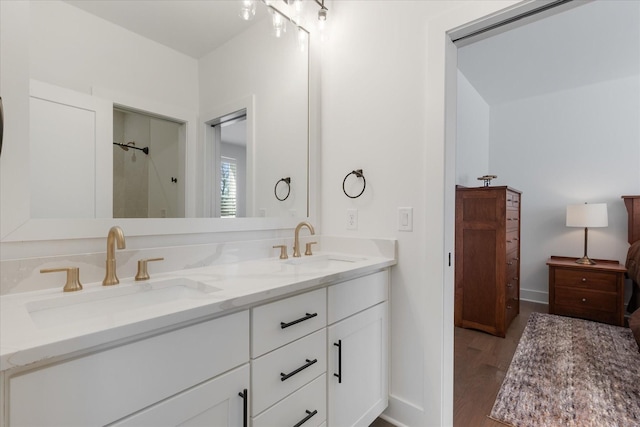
<box><xmin>575</xmin><ymin>256</ymin><xmax>596</xmax><ymax>265</ymax></box>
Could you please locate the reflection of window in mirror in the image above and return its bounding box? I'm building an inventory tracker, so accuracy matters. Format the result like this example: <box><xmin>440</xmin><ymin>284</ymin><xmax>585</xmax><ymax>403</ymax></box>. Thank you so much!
<box><xmin>206</xmin><ymin>110</ymin><xmax>247</xmax><ymax>218</ymax></box>
<box><xmin>220</xmin><ymin>156</ymin><xmax>238</xmax><ymax>218</ymax></box>
<box><xmin>113</xmin><ymin>108</ymin><xmax>185</xmax><ymax>218</ymax></box>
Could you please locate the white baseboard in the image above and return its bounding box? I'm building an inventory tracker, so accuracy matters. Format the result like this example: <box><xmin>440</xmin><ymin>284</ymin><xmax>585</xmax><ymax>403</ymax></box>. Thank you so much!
<box><xmin>381</xmin><ymin>395</ymin><xmax>424</xmax><ymax>427</ymax></box>
<box><xmin>520</xmin><ymin>288</ymin><xmax>548</xmax><ymax>304</ymax></box>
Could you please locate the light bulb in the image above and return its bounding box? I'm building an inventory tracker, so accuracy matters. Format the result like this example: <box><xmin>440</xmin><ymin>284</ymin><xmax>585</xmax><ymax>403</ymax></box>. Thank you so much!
<box><xmin>239</xmin><ymin>0</ymin><xmax>256</xmax><ymax>21</ymax></box>
<box><xmin>272</xmin><ymin>10</ymin><xmax>287</xmax><ymax>38</ymax></box>
<box><xmin>318</xmin><ymin>8</ymin><xmax>327</xmax><ymax>21</ymax></box>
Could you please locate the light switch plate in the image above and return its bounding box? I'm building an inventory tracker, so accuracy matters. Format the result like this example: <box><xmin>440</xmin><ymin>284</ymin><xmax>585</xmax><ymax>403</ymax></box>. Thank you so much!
<box><xmin>398</xmin><ymin>207</ymin><xmax>413</xmax><ymax>231</ymax></box>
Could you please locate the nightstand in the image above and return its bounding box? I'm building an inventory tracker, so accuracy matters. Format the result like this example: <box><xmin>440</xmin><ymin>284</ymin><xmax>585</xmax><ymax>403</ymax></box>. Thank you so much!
<box><xmin>547</xmin><ymin>256</ymin><xmax>626</xmax><ymax>326</ymax></box>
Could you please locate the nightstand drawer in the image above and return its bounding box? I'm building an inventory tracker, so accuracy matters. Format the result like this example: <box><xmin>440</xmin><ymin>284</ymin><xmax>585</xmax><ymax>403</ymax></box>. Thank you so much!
<box><xmin>554</xmin><ymin>269</ymin><xmax>618</xmax><ymax>293</ymax></box>
<box><xmin>554</xmin><ymin>287</ymin><xmax>617</xmax><ymax>312</ymax></box>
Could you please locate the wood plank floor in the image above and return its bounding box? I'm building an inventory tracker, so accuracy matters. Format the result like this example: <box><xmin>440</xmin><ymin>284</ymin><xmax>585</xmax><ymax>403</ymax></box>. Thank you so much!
<box><xmin>454</xmin><ymin>300</ymin><xmax>548</xmax><ymax>427</ymax></box>
<box><xmin>368</xmin><ymin>301</ymin><xmax>547</xmax><ymax>427</ymax></box>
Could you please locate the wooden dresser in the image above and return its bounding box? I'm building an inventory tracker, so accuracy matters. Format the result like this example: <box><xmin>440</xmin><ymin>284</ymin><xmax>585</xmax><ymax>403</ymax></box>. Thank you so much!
<box><xmin>547</xmin><ymin>256</ymin><xmax>626</xmax><ymax>326</ymax></box>
<box><xmin>455</xmin><ymin>186</ymin><xmax>521</xmax><ymax>338</ymax></box>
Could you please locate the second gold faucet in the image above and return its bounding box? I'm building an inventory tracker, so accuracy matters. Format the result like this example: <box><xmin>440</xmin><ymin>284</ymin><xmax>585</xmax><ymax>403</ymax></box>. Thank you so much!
<box><xmin>103</xmin><ymin>226</ymin><xmax>126</xmax><ymax>286</ymax></box>
<box><xmin>293</xmin><ymin>221</ymin><xmax>315</xmax><ymax>258</ymax></box>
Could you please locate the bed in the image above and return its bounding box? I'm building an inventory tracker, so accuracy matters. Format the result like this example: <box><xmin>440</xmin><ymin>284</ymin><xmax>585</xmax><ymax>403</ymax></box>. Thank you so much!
<box><xmin>624</xmin><ymin>195</ymin><xmax>640</xmax><ymax>313</ymax></box>
<box><xmin>488</xmin><ymin>195</ymin><xmax>640</xmax><ymax>427</ymax></box>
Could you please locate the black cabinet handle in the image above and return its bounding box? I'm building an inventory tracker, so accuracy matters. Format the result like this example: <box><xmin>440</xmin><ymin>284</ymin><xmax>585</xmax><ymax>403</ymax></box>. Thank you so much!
<box><xmin>334</xmin><ymin>340</ymin><xmax>342</xmax><ymax>383</ymax></box>
<box><xmin>280</xmin><ymin>312</ymin><xmax>318</xmax><ymax>329</ymax></box>
<box><xmin>292</xmin><ymin>409</ymin><xmax>318</xmax><ymax>427</ymax></box>
<box><xmin>281</xmin><ymin>358</ymin><xmax>317</xmax><ymax>381</ymax></box>
<box><xmin>238</xmin><ymin>389</ymin><xmax>248</xmax><ymax>427</ymax></box>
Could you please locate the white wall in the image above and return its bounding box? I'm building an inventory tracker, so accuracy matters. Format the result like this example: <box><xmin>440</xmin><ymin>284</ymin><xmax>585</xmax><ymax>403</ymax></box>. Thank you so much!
<box><xmin>456</xmin><ymin>71</ymin><xmax>491</xmax><ymax>186</ymax></box>
<box><xmin>29</xmin><ymin>1</ymin><xmax>199</xmax><ymax>111</ymax></box>
<box><xmin>488</xmin><ymin>75</ymin><xmax>640</xmax><ymax>302</ymax></box>
<box><xmin>319</xmin><ymin>2</ymin><xmax>518</xmax><ymax>426</ymax></box>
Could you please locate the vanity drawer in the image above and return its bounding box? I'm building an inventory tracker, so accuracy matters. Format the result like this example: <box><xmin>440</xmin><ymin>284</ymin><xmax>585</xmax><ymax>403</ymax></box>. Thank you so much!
<box><xmin>9</xmin><ymin>310</ymin><xmax>249</xmax><ymax>427</ymax></box>
<box><xmin>328</xmin><ymin>271</ymin><xmax>388</xmax><ymax>324</ymax></box>
<box><xmin>252</xmin><ymin>374</ymin><xmax>326</xmax><ymax>427</ymax></box>
<box><xmin>251</xmin><ymin>328</ymin><xmax>326</xmax><ymax>415</ymax></box>
<box><xmin>252</xmin><ymin>287</ymin><xmax>326</xmax><ymax>357</ymax></box>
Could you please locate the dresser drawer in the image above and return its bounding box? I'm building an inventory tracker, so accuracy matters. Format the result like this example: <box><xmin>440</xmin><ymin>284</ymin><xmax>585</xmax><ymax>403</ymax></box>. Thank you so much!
<box><xmin>506</xmin><ymin>191</ymin><xmax>520</xmax><ymax>208</ymax></box>
<box><xmin>553</xmin><ymin>269</ymin><xmax>618</xmax><ymax>293</ymax></box>
<box><xmin>554</xmin><ymin>286</ymin><xmax>617</xmax><ymax>312</ymax></box>
<box><xmin>252</xmin><ymin>288</ymin><xmax>326</xmax><ymax>357</ymax></box>
<box><xmin>252</xmin><ymin>374</ymin><xmax>326</xmax><ymax>427</ymax></box>
<box><xmin>506</xmin><ymin>230</ymin><xmax>519</xmax><ymax>253</ymax></box>
<box><xmin>251</xmin><ymin>328</ymin><xmax>326</xmax><ymax>415</ymax></box>
<box><xmin>506</xmin><ymin>209</ymin><xmax>520</xmax><ymax>230</ymax></box>
<box><xmin>506</xmin><ymin>251</ymin><xmax>519</xmax><ymax>270</ymax></box>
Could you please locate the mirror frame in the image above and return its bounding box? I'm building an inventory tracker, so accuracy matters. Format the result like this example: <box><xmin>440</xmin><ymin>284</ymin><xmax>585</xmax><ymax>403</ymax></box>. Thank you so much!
<box><xmin>0</xmin><ymin>0</ymin><xmax>317</xmax><ymax>243</ymax></box>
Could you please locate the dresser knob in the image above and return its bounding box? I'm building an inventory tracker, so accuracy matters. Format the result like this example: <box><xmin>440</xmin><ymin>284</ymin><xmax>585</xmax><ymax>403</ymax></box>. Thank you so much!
<box><xmin>581</xmin><ymin>278</ymin><xmax>587</xmax><ymax>282</ymax></box>
<box><xmin>507</xmin><ymin>305</ymin><xmax>512</xmax><ymax>310</ymax></box>
<box><xmin>581</xmin><ymin>298</ymin><xmax>587</xmax><ymax>302</ymax></box>
<box><xmin>507</xmin><ymin>283</ymin><xmax>513</xmax><ymax>288</ymax></box>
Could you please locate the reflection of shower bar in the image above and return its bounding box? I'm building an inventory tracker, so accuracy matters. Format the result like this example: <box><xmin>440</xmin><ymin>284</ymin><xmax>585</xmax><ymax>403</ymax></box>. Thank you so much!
<box><xmin>113</xmin><ymin>142</ymin><xmax>149</xmax><ymax>155</ymax></box>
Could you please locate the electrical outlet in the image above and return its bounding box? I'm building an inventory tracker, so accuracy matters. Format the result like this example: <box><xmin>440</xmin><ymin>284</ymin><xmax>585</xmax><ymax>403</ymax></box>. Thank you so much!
<box><xmin>347</xmin><ymin>208</ymin><xmax>358</xmax><ymax>230</ymax></box>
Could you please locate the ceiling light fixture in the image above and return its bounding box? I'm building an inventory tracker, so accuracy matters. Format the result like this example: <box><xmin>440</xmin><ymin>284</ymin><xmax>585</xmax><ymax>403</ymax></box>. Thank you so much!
<box><xmin>239</xmin><ymin>0</ymin><xmax>256</xmax><ymax>21</ymax></box>
<box><xmin>315</xmin><ymin>0</ymin><xmax>328</xmax><ymax>22</ymax></box>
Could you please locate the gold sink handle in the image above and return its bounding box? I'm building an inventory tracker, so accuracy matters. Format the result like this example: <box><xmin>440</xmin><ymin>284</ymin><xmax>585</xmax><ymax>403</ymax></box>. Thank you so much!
<box><xmin>273</xmin><ymin>245</ymin><xmax>289</xmax><ymax>260</ymax></box>
<box><xmin>40</xmin><ymin>267</ymin><xmax>83</xmax><ymax>292</ymax></box>
<box><xmin>135</xmin><ymin>257</ymin><xmax>165</xmax><ymax>281</ymax></box>
<box><xmin>304</xmin><ymin>242</ymin><xmax>318</xmax><ymax>256</ymax></box>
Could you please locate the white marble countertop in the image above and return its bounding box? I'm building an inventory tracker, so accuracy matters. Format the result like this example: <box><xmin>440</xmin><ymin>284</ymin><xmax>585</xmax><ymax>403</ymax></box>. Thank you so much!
<box><xmin>1</xmin><ymin>251</ymin><xmax>396</xmax><ymax>372</ymax></box>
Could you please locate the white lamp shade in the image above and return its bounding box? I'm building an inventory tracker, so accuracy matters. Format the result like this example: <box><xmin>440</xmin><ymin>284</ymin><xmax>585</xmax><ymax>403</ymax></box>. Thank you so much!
<box><xmin>566</xmin><ymin>203</ymin><xmax>608</xmax><ymax>228</ymax></box>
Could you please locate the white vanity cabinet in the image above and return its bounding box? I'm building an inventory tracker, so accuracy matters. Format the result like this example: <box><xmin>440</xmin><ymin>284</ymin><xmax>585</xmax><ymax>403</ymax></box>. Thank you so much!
<box><xmin>2</xmin><ymin>266</ymin><xmax>391</xmax><ymax>427</ymax></box>
<box><xmin>111</xmin><ymin>364</ymin><xmax>250</xmax><ymax>427</ymax></box>
<box><xmin>327</xmin><ymin>271</ymin><xmax>389</xmax><ymax>427</ymax></box>
<box><xmin>7</xmin><ymin>310</ymin><xmax>249</xmax><ymax>426</ymax></box>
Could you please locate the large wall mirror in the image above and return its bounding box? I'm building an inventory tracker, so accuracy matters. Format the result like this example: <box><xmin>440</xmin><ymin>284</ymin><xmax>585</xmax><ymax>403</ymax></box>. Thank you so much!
<box><xmin>1</xmin><ymin>0</ymin><xmax>312</xmax><ymax>241</ymax></box>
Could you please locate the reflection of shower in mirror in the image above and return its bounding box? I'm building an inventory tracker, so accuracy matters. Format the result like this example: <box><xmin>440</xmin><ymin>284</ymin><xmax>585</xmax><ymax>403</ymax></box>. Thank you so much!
<box><xmin>112</xmin><ymin>141</ymin><xmax>149</xmax><ymax>155</ymax></box>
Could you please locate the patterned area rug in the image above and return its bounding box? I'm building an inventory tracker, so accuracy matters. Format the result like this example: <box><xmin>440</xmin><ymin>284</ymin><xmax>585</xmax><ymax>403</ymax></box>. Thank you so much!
<box><xmin>489</xmin><ymin>312</ymin><xmax>640</xmax><ymax>427</ymax></box>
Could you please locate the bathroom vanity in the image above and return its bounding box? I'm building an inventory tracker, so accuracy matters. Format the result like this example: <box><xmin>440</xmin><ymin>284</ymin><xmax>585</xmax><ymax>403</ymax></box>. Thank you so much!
<box><xmin>0</xmin><ymin>250</ymin><xmax>394</xmax><ymax>427</ymax></box>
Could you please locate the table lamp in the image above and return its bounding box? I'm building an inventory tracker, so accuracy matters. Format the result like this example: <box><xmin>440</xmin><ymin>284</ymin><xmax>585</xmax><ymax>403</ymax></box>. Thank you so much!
<box><xmin>566</xmin><ymin>202</ymin><xmax>608</xmax><ymax>265</ymax></box>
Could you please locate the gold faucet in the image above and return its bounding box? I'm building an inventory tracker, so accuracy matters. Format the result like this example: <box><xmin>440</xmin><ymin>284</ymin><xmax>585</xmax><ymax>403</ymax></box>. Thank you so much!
<box><xmin>293</xmin><ymin>221</ymin><xmax>315</xmax><ymax>257</ymax></box>
<box><xmin>103</xmin><ymin>226</ymin><xmax>126</xmax><ymax>286</ymax></box>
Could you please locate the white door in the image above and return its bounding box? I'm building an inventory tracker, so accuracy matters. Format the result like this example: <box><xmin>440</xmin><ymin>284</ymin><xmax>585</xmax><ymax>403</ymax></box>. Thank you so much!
<box><xmin>29</xmin><ymin>80</ymin><xmax>112</xmax><ymax>218</ymax></box>
<box><xmin>111</xmin><ymin>364</ymin><xmax>250</xmax><ymax>427</ymax></box>
<box><xmin>327</xmin><ymin>302</ymin><xmax>388</xmax><ymax>427</ymax></box>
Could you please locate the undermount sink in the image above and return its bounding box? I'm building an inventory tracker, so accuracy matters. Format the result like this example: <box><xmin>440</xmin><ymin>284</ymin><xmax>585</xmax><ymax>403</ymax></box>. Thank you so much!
<box><xmin>26</xmin><ymin>278</ymin><xmax>222</xmax><ymax>328</ymax></box>
<box><xmin>285</xmin><ymin>253</ymin><xmax>366</xmax><ymax>265</ymax></box>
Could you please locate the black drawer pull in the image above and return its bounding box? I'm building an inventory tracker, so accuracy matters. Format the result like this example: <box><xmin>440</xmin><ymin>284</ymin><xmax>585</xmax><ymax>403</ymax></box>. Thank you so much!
<box><xmin>238</xmin><ymin>389</ymin><xmax>248</xmax><ymax>427</ymax></box>
<box><xmin>281</xmin><ymin>358</ymin><xmax>317</xmax><ymax>381</ymax></box>
<box><xmin>293</xmin><ymin>410</ymin><xmax>318</xmax><ymax>427</ymax></box>
<box><xmin>334</xmin><ymin>340</ymin><xmax>342</xmax><ymax>383</ymax></box>
<box><xmin>281</xmin><ymin>312</ymin><xmax>318</xmax><ymax>329</ymax></box>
